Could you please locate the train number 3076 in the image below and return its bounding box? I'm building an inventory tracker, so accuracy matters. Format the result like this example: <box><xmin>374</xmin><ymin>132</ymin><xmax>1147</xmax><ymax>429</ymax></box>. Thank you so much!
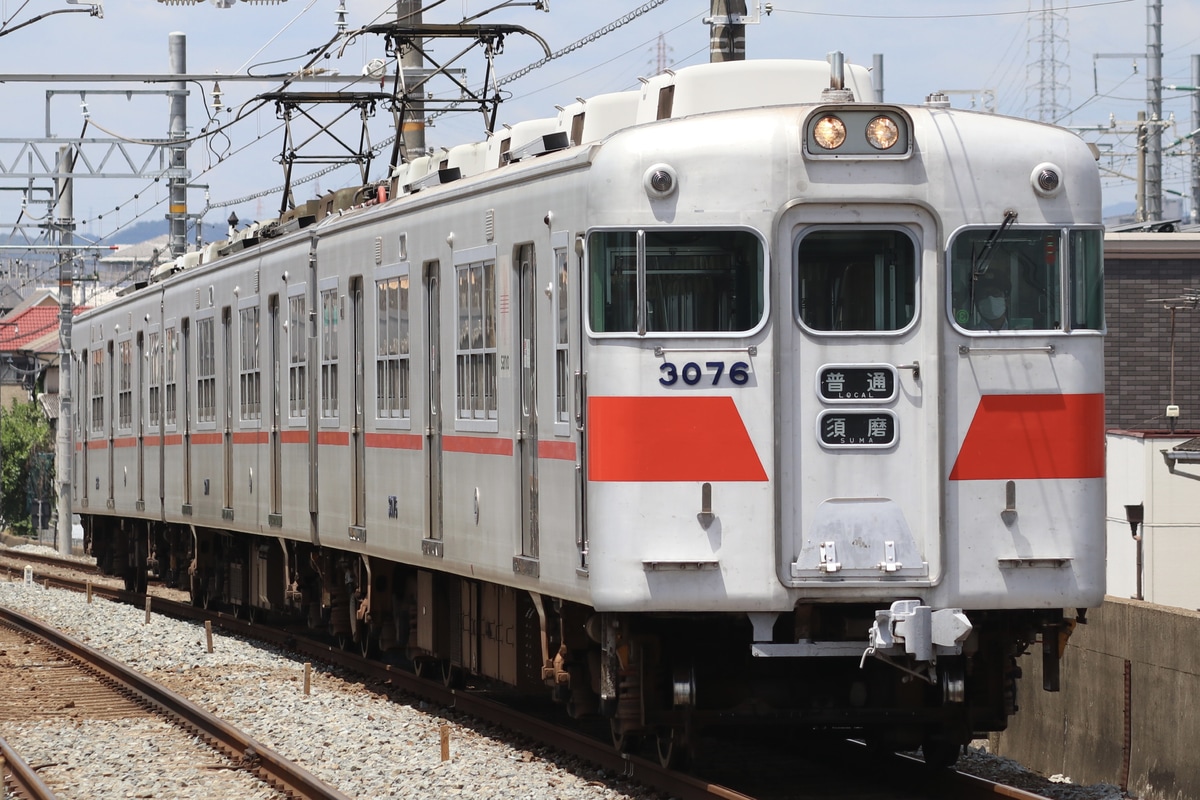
<box><xmin>659</xmin><ymin>361</ymin><xmax>751</xmax><ymax>387</ymax></box>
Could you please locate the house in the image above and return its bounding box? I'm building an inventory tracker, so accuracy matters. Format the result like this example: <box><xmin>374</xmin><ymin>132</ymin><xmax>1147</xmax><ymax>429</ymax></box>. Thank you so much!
<box><xmin>0</xmin><ymin>288</ymin><xmax>68</xmax><ymax>409</ymax></box>
<box><xmin>1103</xmin><ymin>229</ymin><xmax>1200</xmax><ymax>608</ymax></box>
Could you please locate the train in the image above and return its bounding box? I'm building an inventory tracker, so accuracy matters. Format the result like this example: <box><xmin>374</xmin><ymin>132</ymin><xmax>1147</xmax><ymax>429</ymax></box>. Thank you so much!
<box><xmin>73</xmin><ymin>53</ymin><xmax>1106</xmax><ymax>768</ymax></box>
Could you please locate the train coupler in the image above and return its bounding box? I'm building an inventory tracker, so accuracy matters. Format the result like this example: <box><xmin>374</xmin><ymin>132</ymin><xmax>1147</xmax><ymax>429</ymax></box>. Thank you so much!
<box><xmin>863</xmin><ymin>600</ymin><xmax>972</xmax><ymax>683</ymax></box>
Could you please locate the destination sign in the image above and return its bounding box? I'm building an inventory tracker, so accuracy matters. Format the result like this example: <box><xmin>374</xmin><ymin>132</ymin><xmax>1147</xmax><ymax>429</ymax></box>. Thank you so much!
<box><xmin>817</xmin><ymin>410</ymin><xmax>897</xmax><ymax>448</ymax></box>
<box><xmin>817</xmin><ymin>365</ymin><xmax>897</xmax><ymax>403</ymax></box>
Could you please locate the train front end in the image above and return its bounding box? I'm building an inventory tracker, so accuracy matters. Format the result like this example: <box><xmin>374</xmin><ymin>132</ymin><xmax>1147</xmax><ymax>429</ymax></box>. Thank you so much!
<box><xmin>577</xmin><ymin>60</ymin><xmax>1105</xmax><ymax>762</ymax></box>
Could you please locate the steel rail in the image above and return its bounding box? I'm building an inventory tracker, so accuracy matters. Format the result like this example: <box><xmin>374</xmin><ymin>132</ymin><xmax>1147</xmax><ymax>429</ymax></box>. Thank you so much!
<box><xmin>19</xmin><ymin>563</ymin><xmax>1055</xmax><ymax>800</ymax></box>
<box><xmin>22</xmin><ymin>571</ymin><xmax>754</xmax><ymax>800</ymax></box>
<box><xmin>0</xmin><ymin>734</ymin><xmax>57</xmax><ymax>800</ymax></box>
<box><xmin>0</xmin><ymin>604</ymin><xmax>351</xmax><ymax>800</ymax></box>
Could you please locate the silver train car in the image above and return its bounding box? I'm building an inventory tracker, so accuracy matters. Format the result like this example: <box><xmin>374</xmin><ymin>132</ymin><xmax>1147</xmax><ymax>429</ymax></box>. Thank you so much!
<box><xmin>74</xmin><ymin>56</ymin><xmax>1106</xmax><ymax>767</ymax></box>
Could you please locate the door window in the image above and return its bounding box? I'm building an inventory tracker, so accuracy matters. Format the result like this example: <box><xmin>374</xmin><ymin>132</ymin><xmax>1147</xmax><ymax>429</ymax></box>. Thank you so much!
<box><xmin>796</xmin><ymin>228</ymin><xmax>917</xmax><ymax>332</ymax></box>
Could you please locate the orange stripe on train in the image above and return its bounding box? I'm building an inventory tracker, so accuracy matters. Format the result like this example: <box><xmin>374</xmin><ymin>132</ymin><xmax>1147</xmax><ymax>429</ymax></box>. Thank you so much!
<box><xmin>587</xmin><ymin>396</ymin><xmax>767</xmax><ymax>482</ymax></box>
<box><xmin>949</xmin><ymin>393</ymin><xmax>1105</xmax><ymax>481</ymax></box>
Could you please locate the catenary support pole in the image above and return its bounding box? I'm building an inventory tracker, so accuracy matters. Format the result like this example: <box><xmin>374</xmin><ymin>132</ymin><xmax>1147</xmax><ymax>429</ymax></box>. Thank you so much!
<box><xmin>709</xmin><ymin>0</ymin><xmax>746</xmax><ymax>62</ymax></box>
<box><xmin>56</xmin><ymin>145</ymin><xmax>74</xmax><ymax>557</ymax></box>
<box><xmin>1145</xmin><ymin>0</ymin><xmax>1163</xmax><ymax>221</ymax></box>
<box><xmin>397</xmin><ymin>0</ymin><xmax>426</xmax><ymax>160</ymax></box>
<box><xmin>168</xmin><ymin>32</ymin><xmax>188</xmax><ymax>259</ymax></box>
<box><xmin>1191</xmin><ymin>54</ymin><xmax>1199</xmax><ymax>224</ymax></box>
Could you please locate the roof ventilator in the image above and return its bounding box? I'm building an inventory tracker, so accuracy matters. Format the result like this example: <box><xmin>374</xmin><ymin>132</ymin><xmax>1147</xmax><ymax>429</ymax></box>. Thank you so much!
<box><xmin>406</xmin><ymin>167</ymin><xmax>462</xmax><ymax>194</ymax></box>
<box><xmin>503</xmin><ymin>131</ymin><xmax>571</xmax><ymax>164</ymax></box>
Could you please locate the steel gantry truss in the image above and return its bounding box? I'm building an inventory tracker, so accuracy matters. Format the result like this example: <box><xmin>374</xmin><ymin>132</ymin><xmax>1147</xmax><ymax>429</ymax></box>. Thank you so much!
<box><xmin>356</xmin><ymin>21</ymin><xmax>550</xmax><ymax>167</ymax></box>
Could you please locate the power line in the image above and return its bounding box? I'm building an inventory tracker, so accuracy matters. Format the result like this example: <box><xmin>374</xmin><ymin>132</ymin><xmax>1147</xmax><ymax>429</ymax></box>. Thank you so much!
<box><xmin>768</xmin><ymin>0</ymin><xmax>1133</xmax><ymax>20</ymax></box>
<box><xmin>207</xmin><ymin>0</ymin><xmax>677</xmax><ymax>210</ymax></box>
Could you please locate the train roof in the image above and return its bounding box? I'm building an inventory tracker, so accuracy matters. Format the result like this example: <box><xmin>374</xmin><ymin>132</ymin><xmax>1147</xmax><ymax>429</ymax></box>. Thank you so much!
<box><xmin>147</xmin><ymin>57</ymin><xmax>876</xmax><ymax>285</ymax></box>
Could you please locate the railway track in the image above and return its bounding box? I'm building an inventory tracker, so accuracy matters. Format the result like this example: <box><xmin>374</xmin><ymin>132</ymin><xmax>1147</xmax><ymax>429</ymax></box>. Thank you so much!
<box><xmin>0</xmin><ymin>601</ymin><xmax>350</xmax><ymax>799</ymax></box>
<box><xmin>0</xmin><ymin>548</ymin><xmax>1059</xmax><ymax>800</ymax></box>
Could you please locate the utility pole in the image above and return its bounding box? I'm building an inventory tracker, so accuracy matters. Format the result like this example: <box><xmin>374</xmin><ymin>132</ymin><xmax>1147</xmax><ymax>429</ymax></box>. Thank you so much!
<box><xmin>1137</xmin><ymin>111</ymin><xmax>1148</xmax><ymax>222</ymax></box>
<box><xmin>708</xmin><ymin>0</ymin><xmax>746</xmax><ymax>62</ymax></box>
<box><xmin>1192</xmin><ymin>55</ymin><xmax>1199</xmax><ymax>224</ymax></box>
<box><xmin>55</xmin><ymin>145</ymin><xmax>74</xmax><ymax>557</ymax></box>
<box><xmin>168</xmin><ymin>32</ymin><xmax>189</xmax><ymax>259</ymax></box>
<box><xmin>1145</xmin><ymin>0</ymin><xmax>1163</xmax><ymax>221</ymax></box>
<box><xmin>397</xmin><ymin>0</ymin><xmax>426</xmax><ymax>160</ymax></box>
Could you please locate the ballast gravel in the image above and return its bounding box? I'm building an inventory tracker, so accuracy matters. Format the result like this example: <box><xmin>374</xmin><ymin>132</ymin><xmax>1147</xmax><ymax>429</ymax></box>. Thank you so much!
<box><xmin>0</xmin><ymin>576</ymin><xmax>650</xmax><ymax>800</ymax></box>
<box><xmin>0</xmin><ymin>543</ymin><xmax>1126</xmax><ymax>800</ymax></box>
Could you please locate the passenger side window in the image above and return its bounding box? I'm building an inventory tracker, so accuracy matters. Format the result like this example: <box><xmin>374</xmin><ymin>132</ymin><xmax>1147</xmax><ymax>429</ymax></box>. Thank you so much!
<box><xmin>587</xmin><ymin>229</ymin><xmax>764</xmax><ymax>334</ymax></box>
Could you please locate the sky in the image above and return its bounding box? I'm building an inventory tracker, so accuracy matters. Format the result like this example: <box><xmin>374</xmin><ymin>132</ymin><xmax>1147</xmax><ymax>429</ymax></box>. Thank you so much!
<box><xmin>0</xmin><ymin>0</ymin><xmax>1197</xmax><ymax>255</ymax></box>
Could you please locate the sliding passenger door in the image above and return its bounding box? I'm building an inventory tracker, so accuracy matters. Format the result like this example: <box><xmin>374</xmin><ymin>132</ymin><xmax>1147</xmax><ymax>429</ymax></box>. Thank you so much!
<box><xmin>515</xmin><ymin>243</ymin><xmax>539</xmax><ymax>574</ymax></box>
<box><xmin>350</xmin><ymin>277</ymin><xmax>366</xmax><ymax>530</ymax></box>
<box><xmin>223</xmin><ymin>307</ymin><xmax>233</xmax><ymax>514</ymax></box>
<box><xmin>424</xmin><ymin>261</ymin><xmax>444</xmax><ymax>552</ymax></box>
<box><xmin>181</xmin><ymin>318</ymin><xmax>191</xmax><ymax>510</ymax></box>
<box><xmin>269</xmin><ymin>295</ymin><xmax>282</xmax><ymax>524</ymax></box>
<box><xmin>137</xmin><ymin>333</ymin><xmax>145</xmax><ymax>509</ymax></box>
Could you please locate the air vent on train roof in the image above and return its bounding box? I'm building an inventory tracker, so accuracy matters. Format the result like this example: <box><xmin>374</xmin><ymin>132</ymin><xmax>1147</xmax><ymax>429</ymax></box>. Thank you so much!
<box><xmin>406</xmin><ymin>167</ymin><xmax>462</xmax><ymax>194</ymax></box>
<box><xmin>503</xmin><ymin>130</ymin><xmax>570</xmax><ymax>164</ymax></box>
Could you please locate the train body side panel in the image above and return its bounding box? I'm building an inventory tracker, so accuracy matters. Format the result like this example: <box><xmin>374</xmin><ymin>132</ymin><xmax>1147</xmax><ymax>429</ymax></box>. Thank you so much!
<box><xmin>579</xmin><ymin>113</ymin><xmax>783</xmax><ymax>613</ymax></box>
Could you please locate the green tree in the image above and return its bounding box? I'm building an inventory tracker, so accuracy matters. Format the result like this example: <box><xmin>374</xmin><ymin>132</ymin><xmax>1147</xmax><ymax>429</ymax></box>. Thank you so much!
<box><xmin>0</xmin><ymin>400</ymin><xmax>52</xmax><ymax>537</ymax></box>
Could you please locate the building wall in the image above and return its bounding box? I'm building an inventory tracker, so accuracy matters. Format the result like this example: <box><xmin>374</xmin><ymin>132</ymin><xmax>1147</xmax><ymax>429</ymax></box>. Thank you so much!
<box><xmin>1106</xmin><ymin>431</ymin><xmax>1200</xmax><ymax>609</ymax></box>
<box><xmin>1104</xmin><ymin>233</ymin><xmax>1200</xmax><ymax>432</ymax></box>
<box><xmin>0</xmin><ymin>382</ymin><xmax>28</xmax><ymax>411</ymax></box>
<box><xmin>1007</xmin><ymin>238</ymin><xmax>1200</xmax><ymax>799</ymax></box>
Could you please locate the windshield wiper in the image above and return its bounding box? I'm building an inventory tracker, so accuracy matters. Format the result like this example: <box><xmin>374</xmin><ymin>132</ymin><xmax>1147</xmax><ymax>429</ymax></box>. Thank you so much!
<box><xmin>971</xmin><ymin>209</ymin><xmax>1018</xmax><ymax>279</ymax></box>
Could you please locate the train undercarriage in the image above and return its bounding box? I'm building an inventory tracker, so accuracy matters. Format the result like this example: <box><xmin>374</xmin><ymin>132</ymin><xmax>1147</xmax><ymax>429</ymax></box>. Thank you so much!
<box><xmin>85</xmin><ymin>515</ymin><xmax>1068</xmax><ymax>769</ymax></box>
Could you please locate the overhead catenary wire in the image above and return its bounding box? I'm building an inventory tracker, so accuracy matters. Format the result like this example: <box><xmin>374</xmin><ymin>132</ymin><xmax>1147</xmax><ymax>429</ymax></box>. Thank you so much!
<box><xmin>207</xmin><ymin>0</ymin><xmax>676</xmax><ymax>211</ymax></box>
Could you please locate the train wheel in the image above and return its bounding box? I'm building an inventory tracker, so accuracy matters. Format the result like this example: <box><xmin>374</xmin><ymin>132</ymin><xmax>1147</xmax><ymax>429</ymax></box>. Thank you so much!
<box><xmin>610</xmin><ymin>720</ymin><xmax>642</xmax><ymax>755</ymax></box>
<box><xmin>441</xmin><ymin>661</ymin><xmax>464</xmax><ymax>689</ymax></box>
<box><xmin>412</xmin><ymin>657</ymin><xmax>434</xmax><ymax>679</ymax></box>
<box><xmin>920</xmin><ymin>732</ymin><xmax>962</xmax><ymax>769</ymax></box>
<box><xmin>359</xmin><ymin>633</ymin><xmax>376</xmax><ymax>659</ymax></box>
<box><xmin>655</xmin><ymin>724</ymin><xmax>693</xmax><ymax>770</ymax></box>
<box><xmin>189</xmin><ymin>575</ymin><xmax>209</xmax><ymax>609</ymax></box>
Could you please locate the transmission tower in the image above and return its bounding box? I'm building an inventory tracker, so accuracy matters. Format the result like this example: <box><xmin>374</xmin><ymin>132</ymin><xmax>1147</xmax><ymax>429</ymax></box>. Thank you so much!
<box><xmin>650</xmin><ymin>32</ymin><xmax>673</xmax><ymax>75</ymax></box>
<box><xmin>1026</xmin><ymin>0</ymin><xmax>1071</xmax><ymax>123</ymax></box>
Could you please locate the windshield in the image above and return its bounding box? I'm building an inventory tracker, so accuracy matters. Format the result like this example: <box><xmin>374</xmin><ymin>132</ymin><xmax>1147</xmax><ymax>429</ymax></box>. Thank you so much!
<box><xmin>949</xmin><ymin>227</ymin><xmax>1103</xmax><ymax>332</ymax></box>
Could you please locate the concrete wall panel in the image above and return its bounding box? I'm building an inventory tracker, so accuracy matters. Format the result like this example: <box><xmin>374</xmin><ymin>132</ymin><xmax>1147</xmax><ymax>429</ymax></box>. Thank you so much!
<box><xmin>992</xmin><ymin>597</ymin><xmax>1200</xmax><ymax>799</ymax></box>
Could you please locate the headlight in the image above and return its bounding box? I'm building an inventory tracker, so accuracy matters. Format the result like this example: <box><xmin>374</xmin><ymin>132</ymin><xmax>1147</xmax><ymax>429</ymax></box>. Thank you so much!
<box><xmin>813</xmin><ymin>115</ymin><xmax>847</xmax><ymax>149</ymax></box>
<box><xmin>804</xmin><ymin>105</ymin><xmax>912</xmax><ymax>160</ymax></box>
<box><xmin>866</xmin><ymin>115</ymin><xmax>900</xmax><ymax>150</ymax></box>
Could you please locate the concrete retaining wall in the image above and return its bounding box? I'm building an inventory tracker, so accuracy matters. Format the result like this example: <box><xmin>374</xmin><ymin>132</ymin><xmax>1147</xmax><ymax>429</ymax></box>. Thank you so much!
<box><xmin>989</xmin><ymin>597</ymin><xmax>1200</xmax><ymax>799</ymax></box>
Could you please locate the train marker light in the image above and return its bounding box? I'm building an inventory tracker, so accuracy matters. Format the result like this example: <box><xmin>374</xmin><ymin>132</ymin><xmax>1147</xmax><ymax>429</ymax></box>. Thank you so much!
<box><xmin>643</xmin><ymin>163</ymin><xmax>678</xmax><ymax>198</ymax></box>
<box><xmin>1031</xmin><ymin>162</ymin><xmax>1063</xmax><ymax>197</ymax></box>
<box><xmin>812</xmin><ymin>115</ymin><xmax>846</xmax><ymax>149</ymax></box>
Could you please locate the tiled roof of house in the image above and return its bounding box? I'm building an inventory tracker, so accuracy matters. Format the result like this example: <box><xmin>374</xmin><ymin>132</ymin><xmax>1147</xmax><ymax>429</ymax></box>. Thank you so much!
<box><xmin>0</xmin><ymin>300</ymin><xmax>89</xmax><ymax>354</ymax></box>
